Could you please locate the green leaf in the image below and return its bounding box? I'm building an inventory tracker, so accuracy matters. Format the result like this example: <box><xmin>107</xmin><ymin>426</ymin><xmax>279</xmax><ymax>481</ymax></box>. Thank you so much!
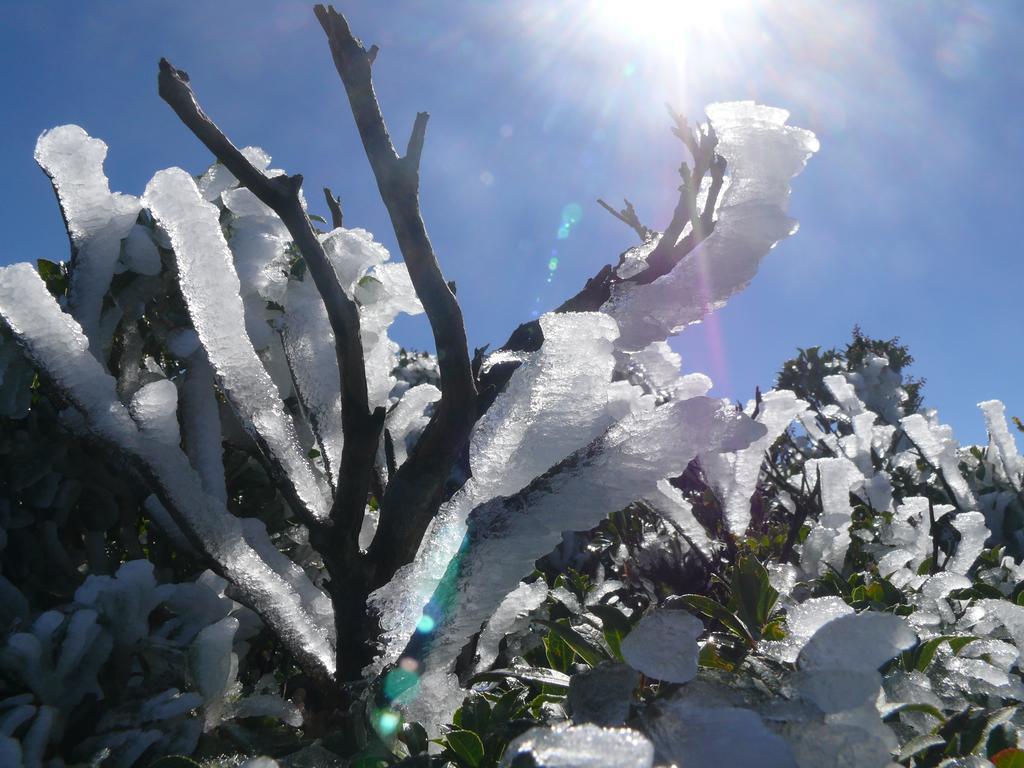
<box><xmin>730</xmin><ymin>554</ymin><xmax>778</xmax><ymax>637</ymax></box>
<box><xmin>534</xmin><ymin>619</ymin><xmax>608</xmax><ymax>667</ymax></box>
<box><xmin>489</xmin><ymin>687</ymin><xmax>528</xmax><ymax>724</ymax></box>
<box><xmin>457</xmin><ymin>693</ymin><xmax>491</xmax><ymax>735</ymax></box>
<box><xmin>445</xmin><ymin>729</ymin><xmax>485</xmax><ymax>768</ymax></box>
<box><xmin>309</xmin><ymin>213</ymin><xmax>327</xmax><ymax>224</ymax></box>
<box><xmin>400</xmin><ymin>721</ymin><xmax>429</xmax><ymax>756</ymax></box>
<box><xmin>698</xmin><ymin>641</ymin><xmax>735</xmax><ymax>672</ymax></box>
<box><xmin>913</xmin><ymin>635</ymin><xmax>977</xmax><ymax>672</ymax></box>
<box><xmin>544</xmin><ymin>629</ymin><xmax>572</xmax><ymax>673</ymax></box>
<box><xmin>677</xmin><ymin>594</ymin><xmax>753</xmax><ymax>644</ymax></box>
<box><xmin>587</xmin><ymin>604</ymin><xmax>631</xmax><ymax>659</ymax></box>
<box><xmin>307</xmin><ymin>448</ymin><xmax>321</xmax><ymax>459</ymax></box>
<box><xmin>468</xmin><ymin>668</ymin><xmax>570</xmax><ymax>691</ymax></box>
<box><xmin>880</xmin><ymin>701</ymin><xmax>945</xmax><ymax>723</ymax></box>
<box><xmin>37</xmin><ymin>258</ymin><xmax>68</xmax><ymax>297</ymax></box>
<box><xmin>896</xmin><ymin>734</ymin><xmax>946</xmax><ymax>762</ymax></box>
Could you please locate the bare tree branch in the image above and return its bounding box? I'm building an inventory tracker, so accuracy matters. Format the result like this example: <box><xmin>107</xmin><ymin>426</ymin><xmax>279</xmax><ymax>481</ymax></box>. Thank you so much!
<box><xmin>597</xmin><ymin>197</ymin><xmax>653</xmax><ymax>243</ymax></box>
<box><xmin>157</xmin><ymin>59</ymin><xmax>382</xmax><ymax>554</ymax></box>
<box><xmin>315</xmin><ymin>5</ymin><xmax>477</xmax><ymax>587</ymax></box>
<box><xmin>323</xmin><ymin>186</ymin><xmax>344</xmax><ymax>229</ymax></box>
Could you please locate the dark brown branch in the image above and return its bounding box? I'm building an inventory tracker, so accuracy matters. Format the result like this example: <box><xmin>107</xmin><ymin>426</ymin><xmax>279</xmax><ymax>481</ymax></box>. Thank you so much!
<box><xmin>158</xmin><ymin>58</ymin><xmax>382</xmax><ymax>553</ymax></box>
<box><xmin>597</xmin><ymin>198</ymin><xmax>653</xmax><ymax>243</ymax></box>
<box><xmin>315</xmin><ymin>5</ymin><xmax>477</xmax><ymax>587</ymax></box>
<box><xmin>323</xmin><ymin>186</ymin><xmax>344</xmax><ymax>229</ymax></box>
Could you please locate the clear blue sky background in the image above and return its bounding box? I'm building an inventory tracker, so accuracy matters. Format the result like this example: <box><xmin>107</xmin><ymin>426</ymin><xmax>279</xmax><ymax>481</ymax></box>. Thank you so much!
<box><xmin>1</xmin><ymin>1</ymin><xmax>1020</xmax><ymax>445</ymax></box>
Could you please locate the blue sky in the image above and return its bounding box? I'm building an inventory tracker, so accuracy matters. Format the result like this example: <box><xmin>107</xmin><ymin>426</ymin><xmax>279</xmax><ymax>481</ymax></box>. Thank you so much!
<box><xmin>1</xmin><ymin>1</ymin><xmax>1021</xmax><ymax>445</ymax></box>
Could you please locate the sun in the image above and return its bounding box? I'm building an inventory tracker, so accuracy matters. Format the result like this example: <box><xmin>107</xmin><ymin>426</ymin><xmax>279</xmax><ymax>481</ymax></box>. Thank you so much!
<box><xmin>591</xmin><ymin>0</ymin><xmax>752</xmax><ymax>47</ymax></box>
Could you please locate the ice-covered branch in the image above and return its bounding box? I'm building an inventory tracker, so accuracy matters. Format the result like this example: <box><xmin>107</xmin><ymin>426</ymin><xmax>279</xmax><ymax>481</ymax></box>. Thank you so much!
<box><xmin>143</xmin><ymin>169</ymin><xmax>328</xmax><ymax>523</ymax></box>
<box><xmin>315</xmin><ymin>5</ymin><xmax>478</xmax><ymax>584</ymax></box>
<box><xmin>400</xmin><ymin>396</ymin><xmax>767</xmax><ymax>728</ymax></box>
<box><xmin>34</xmin><ymin>126</ymin><xmax>141</xmax><ymax>350</ymax></box>
<box><xmin>157</xmin><ymin>57</ymin><xmax>383</xmax><ymax>556</ymax></box>
<box><xmin>480</xmin><ymin>102</ymin><xmax>816</xmax><ymax>391</ymax></box>
<box><xmin>0</xmin><ymin>265</ymin><xmax>335</xmax><ymax>679</ymax></box>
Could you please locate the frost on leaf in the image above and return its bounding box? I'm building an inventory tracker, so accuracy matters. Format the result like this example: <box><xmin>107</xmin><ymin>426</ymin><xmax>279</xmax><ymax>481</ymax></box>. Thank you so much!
<box><xmin>762</xmin><ymin>596</ymin><xmax>853</xmax><ymax>664</ymax></box>
<box><xmin>143</xmin><ymin>168</ymin><xmax>328</xmax><ymax>521</ymax></box>
<box><xmin>799</xmin><ymin>457</ymin><xmax>864</xmax><ymax>577</ymax></box>
<box><xmin>34</xmin><ymin>125</ymin><xmax>141</xmax><ymax>347</ymax></box>
<box><xmin>798</xmin><ymin>612</ymin><xmax>917</xmax><ymax>673</ymax></box>
<box><xmin>501</xmin><ymin>723</ymin><xmax>654</xmax><ymax>768</ymax></box>
<box><xmin>647</xmin><ymin>701</ymin><xmax>798</xmax><ymax>768</ymax></box>
<box><xmin>399</xmin><ymin>396</ymin><xmax>765</xmax><ymax>728</ymax></box>
<box><xmin>621</xmin><ymin>609</ymin><xmax>702</xmax><ymax>683</ymax></box>
<box><xmin>74</xmin><ymin>560</ymin><xmax>174</xmax><ymax>649</ymax></box>
<box><xmin>567</xmin><ymin>662</ymin><xmax>640</xmax><ymax>726</ymax></box>
<box><xmin>128</xmin><ymin>379</ymin><xmax>180</xmax><ymax>448</ymax></box>
<box><xmin>283</xmin><ymin>229</ymin><xmax>423</xmax><ymax>485</ymax></box>
<box><xmin>179</xmin><ymin>353</ymin><xmax>227</xmax><ymax>504</ymax></box>
<box><xmin>385</xmin><ymin>383</ymin><xmax>442</xmax><ymax>470</ymax></box>
<box><xmin>700</xmin><ymin>389</ymin><xmax>808</xmax><ymax>537</ymax></box>
<box><xmin>603</xmin><ymin>102</ymin><xmax>818</xmax><ymax>350</ymax></box>
<box><xmin>189</xmin><ymin>616</ymin><xmax>239</xmax><ymax>729</ymax></box>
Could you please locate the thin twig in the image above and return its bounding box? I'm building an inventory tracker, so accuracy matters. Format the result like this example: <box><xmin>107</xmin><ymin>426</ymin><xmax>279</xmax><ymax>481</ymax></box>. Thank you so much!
<box><xmin>323</xmin><ymin>186</ymin><xmax>344</xmax><ymax>229</ymax></box>
<box><xmin>597</xmin><ymin>198</ymin><xmax>653</xmax><ymax>243</ymax></box>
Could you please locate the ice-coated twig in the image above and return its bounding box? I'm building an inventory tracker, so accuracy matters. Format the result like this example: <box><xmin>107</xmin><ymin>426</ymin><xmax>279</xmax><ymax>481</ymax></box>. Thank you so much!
<box><xmin>143</xmin><ymin>168</ymin><xmax>328</xmax><ymax>523</ymax></box>
<box><xmin>699</xmin><ymin>389</ymin><xmax>809</xmax><ymax>538</ymax></box>
<box><xmin>315</xmin><ymin>4</ymin><xmax>477</xmax><ymax>585</ymax></box>
<box><xmin>34</xmin><ymin>126</ymin><xmax>141</xmax><ymax>348</ymax></box>
<box><xmin>157</xmin><ymin>57</ymin><xmax>383</xmax><ymax>555</ymax></box>
<box><xmin>369</xmin><ymin>312</ymin><xmax>621</xmax><ymax>671</ymax></box>
<box><xmin>480</xmin><ymin>102</ymin><xmax>815</xmax><ymax>394</ymax></box>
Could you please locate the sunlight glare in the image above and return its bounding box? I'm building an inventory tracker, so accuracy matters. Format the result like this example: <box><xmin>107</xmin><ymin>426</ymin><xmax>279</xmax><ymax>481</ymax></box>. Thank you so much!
<box><xmin>593</xmin><ymin>0</ymin><xmax>752</xmax><ymax>48</ymax></box>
